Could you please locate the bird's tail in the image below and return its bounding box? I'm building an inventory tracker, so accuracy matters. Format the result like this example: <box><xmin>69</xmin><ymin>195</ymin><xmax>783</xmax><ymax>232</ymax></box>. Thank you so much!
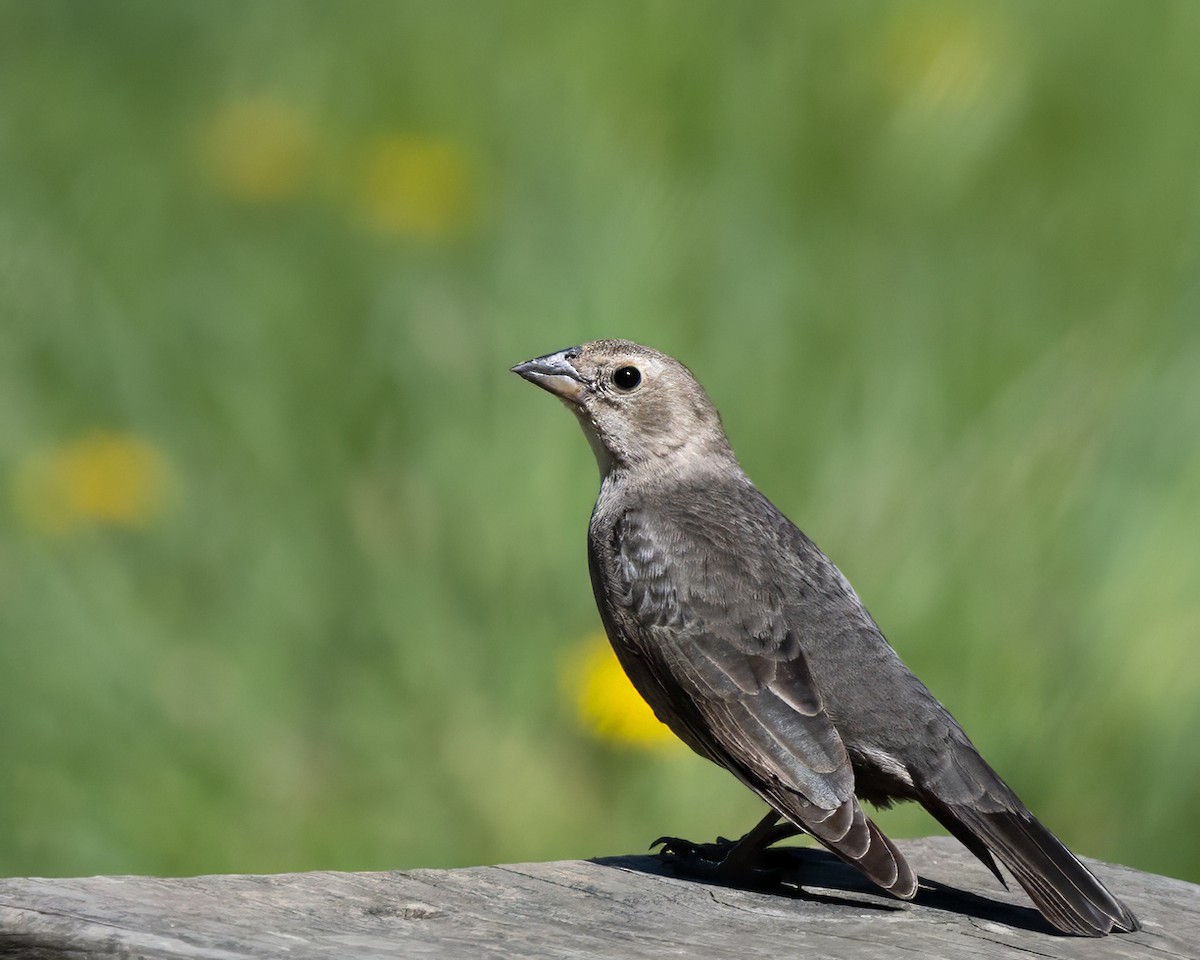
<box><xmin>926</xmin><ymin>797</ymin><xmax>1140</xmax><ymax>937</ymax></box>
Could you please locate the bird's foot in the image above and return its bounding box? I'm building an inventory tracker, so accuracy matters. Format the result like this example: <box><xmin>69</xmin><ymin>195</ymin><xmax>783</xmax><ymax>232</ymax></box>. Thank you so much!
<box><xmin>651</xmin><ymin>834</ymin><xmax>739</xmax><ymax>862</ymax></box>
<box><xmin>650</xmin><ymin>834</ymin><xmax>790</xmax><ymax>890</ymax></box>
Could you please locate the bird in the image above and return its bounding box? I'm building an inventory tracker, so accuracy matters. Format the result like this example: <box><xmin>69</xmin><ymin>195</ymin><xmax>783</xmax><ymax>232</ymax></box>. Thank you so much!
<box><xmin>512</xmin><ymin>338</ymin><xmax>1140</xmax><ymax>937</ymax></box>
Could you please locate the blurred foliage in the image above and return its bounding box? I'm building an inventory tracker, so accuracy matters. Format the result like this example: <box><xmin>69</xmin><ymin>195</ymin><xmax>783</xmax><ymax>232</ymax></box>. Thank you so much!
<box><xmin>1</xmin><ymin>0</ymin><xmax>1198</xmax><ymax>886</ymax></box>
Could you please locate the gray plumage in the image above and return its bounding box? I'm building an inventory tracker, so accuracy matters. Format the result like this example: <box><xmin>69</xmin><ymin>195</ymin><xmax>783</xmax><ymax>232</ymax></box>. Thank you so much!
<box><xmin>512</xmin><ymin>339</ymin><xmax>1139</xmax><ymax>937</ymax></box>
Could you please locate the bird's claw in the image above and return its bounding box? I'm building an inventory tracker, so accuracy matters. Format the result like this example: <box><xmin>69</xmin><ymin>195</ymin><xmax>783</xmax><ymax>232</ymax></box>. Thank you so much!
<box><xmin>651</xmin><ymin>834</ymin><xmax>791</xmax><ymax>889</ymax></box>
<box><xmin>649</xmin><ymin>835</ymin><xmax>685</xmax><ymax>855</ymax></box>
<box><xmin>651</xmin><ymin>835</ymin><xmax>733</xmax><ymax>862</ymax></box>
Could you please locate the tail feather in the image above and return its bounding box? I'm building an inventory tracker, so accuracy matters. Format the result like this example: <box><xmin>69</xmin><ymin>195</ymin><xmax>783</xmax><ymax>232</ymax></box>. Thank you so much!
<box><xmin>773</xmin><ymin>793</ymin><xmax>918</xmax><ymax>900</ymax></box>
<box><xmin>943</xmin><ymin>803</ymin><xmax>1140</xmax><ymax>937</ymax></box>
<box><xmin>922</xmin><ymin>796</ymin><xmax>1006</xmax><ymax>889</ymax></box>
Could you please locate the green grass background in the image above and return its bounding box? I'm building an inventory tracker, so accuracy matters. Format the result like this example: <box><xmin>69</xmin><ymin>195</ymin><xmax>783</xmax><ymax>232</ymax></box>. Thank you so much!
<box><xmin>1</xmin><ymin>1</ymin><xmax>1198</xmax><ymax>884</ymax></box>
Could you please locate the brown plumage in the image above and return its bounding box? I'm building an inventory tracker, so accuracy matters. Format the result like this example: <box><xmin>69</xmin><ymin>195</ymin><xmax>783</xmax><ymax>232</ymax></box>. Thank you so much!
<box><xmin>513</xmin><ymin>339</ymin><xmax>1139</xmax><ymax>937</ymax></box>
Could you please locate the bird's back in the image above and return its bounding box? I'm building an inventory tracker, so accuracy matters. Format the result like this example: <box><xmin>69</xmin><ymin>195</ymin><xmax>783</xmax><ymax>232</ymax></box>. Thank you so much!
<box><xmin>590</xmin><ymin>467</ymin><xmax>955</xmax><ymax>792</ymax></box>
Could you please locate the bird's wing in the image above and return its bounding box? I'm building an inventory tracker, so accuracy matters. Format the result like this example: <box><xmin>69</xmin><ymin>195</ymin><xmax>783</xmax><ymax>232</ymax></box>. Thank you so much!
<box><xmin>603</xmin><ymin>502</ymin><xmax>916</xmax><ymax>897</ymax></box>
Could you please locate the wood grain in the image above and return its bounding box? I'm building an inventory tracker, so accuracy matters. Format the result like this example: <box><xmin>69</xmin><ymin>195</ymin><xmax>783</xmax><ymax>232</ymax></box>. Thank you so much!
<box><xmin>0</xmin><ymin>838</ymin><xmax>1194</xmax><ymax>959</ymax></box>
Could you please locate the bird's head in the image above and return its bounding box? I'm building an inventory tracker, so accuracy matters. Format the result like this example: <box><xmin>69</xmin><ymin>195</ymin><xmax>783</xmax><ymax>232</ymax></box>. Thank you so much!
<box><xmin>512</xmin><ymin>339</ymin><xmax>734</xmax><ymax>476</ymax></box>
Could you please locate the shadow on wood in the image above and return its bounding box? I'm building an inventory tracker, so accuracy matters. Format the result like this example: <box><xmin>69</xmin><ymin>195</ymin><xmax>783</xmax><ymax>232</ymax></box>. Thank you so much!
<box><xmin>0</xmin><ymin>837</ymin><xmax>1194</xmax><ymax>959</ymax></box>
<box><xmin>594</xmin><ymin>845</ymin><xmax>1057</xmax><ymax>935</ymax></box>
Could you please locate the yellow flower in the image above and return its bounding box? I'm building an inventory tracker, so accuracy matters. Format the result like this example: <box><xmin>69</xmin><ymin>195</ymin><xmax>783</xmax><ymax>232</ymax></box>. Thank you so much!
<box><xmin>199</xmin><ymin>96</ymin><xmax>315</xmax><ymax>203</ymax></box>
<box><xmin>565</xmin><ymin>633</ymin><xmax>678</xmax><ymax>749</ymax></box>
<box><xmin>12</xmin><ymin>431</ymin><xmax>173</xmax><ymax>535</ymax></box>
<box><xmin>356</xmin><ymin>134</ymin><xmax>475</xmax><ymax>240</ymax></box>
<box><xmin>873</xmin><ymin>6</ymin><xmax>1025</xmax><ymax>196</ymax></box>
<box><xmin>879</xmin><ymin>7</ymin><xmax>1004</xmax><ymax>111</ymax></box>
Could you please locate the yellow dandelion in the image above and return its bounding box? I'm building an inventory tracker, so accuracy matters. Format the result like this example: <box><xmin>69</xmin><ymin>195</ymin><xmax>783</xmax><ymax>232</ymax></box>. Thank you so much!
<box><xmin>356</xmin><ymin>134</ymin><xmax>475</xmax><ymax>241</ymax></box>
<box><xmin>565</xmin><ymin>633</ymin><xmax>678</xmax><ymax>749</ymax></box>
<box><xmin>12</xmin><ymin>431</ymin><xmax>174</xmax><ymax>536</ymax></box>
<box><xmin>199</xmin><ymin>96</ymin><xmax>315</xmax><ymax>203</ymax></box>
<box><xmin>879</xmin><ymin>6</ymin><xmax>1006</xmax><ymax>112</ymax></box>
<box><xmin>873</xmin><ymin>6</ymin><xmax>1025</xmax><ymax>195</ymax></box>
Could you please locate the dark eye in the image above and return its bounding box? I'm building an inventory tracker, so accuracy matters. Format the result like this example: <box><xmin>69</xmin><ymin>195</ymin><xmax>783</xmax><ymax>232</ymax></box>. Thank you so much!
<box><xmin>612</xmin><ymin>365</ymin><xmax>641</xmax><ymax>391</ymax></box>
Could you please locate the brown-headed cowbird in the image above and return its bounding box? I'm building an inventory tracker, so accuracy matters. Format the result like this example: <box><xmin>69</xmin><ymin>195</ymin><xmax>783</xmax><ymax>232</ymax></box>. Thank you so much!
<box><xmin>513</xmin><ymin>339</ymin><xmax>1139</xmax><ymax>937</ymax></box>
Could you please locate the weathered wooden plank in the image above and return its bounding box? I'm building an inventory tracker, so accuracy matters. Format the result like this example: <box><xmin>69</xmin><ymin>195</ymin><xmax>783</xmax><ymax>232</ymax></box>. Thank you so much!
<box><xmin>0</xmin><ymin>838</ymin><xmax>1194</xmax><ymax>959</ymax></box>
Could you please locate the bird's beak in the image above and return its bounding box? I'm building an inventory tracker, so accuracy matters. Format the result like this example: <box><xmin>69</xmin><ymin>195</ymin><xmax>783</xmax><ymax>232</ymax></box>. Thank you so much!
<box><xmin>511</xmin><ymin>347</ymin><xmax>588</xmax><ymax>404</ymax></box>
